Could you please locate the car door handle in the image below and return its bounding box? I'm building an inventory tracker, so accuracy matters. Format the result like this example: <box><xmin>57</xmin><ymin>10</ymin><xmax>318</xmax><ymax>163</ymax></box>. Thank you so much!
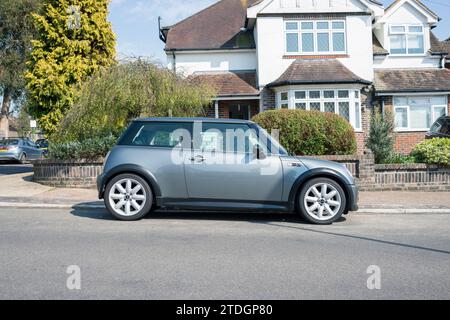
<box><xmin>190</xmin><ymin>155</ymin><xmax>205</xmax><ymax>162</ymax></box>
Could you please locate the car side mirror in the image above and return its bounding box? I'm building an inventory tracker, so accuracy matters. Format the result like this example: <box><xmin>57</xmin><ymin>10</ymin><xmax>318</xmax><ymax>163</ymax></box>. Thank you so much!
<box><xmin>253</xmin><ymin>144</ymin><xmax>266</xmax><ymax>160</ymax></box>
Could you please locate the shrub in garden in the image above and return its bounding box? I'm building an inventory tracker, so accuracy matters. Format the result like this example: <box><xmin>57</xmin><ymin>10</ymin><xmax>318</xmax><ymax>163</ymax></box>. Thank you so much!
<box><xmin>366</xmin><ymin>109</ymin><xmax>395</xmax><ymax>164</ymax></box>
<box><xmin>411</xmin><ymin>138</ymin><xmax>450</xmax><ymax>166</ymax></box>
<box><xmin>48</xmin><ymin>135</ymin><xmax>118</xmax><ymax>161</ymax></box>
<box><xmin>252</xmin><ymin>109</ymin><xmax>356</xmax><ymax>155</ymax></box>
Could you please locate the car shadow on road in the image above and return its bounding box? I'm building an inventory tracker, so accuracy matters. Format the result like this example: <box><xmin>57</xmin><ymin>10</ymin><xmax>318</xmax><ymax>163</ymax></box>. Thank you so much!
<box><xmin>70</xmin><ymin>205</ymin><xmax>347</xmax><ymax>225</ymax></box>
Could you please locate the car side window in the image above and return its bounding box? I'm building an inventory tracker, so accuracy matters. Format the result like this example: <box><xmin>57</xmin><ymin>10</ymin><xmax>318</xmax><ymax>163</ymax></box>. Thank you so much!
<box><xmin>430</xmin><ymin>120</ymin><xmax>443</xmax><ymax>133</ymax></box>
<box><xmin>194</xmin><ymin>123</ymin><xmax>257</xmax><ymax>154</ymax></box>
<box><xmin>122</xmin><ymin>122</ymin><xmax>192</xmax><ymax>148</ymax></box>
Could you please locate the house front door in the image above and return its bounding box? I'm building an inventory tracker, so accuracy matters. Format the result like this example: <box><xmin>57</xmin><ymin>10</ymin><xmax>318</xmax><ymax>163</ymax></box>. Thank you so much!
<box><xmin>229</xmin><ymin>104</ymin><xmax>250</xmax><ymax>120</ymax></box>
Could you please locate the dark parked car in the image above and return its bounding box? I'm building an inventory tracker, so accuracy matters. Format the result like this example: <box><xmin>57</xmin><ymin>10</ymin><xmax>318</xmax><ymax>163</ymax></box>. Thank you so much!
<box><xmin>35</xmin><ymin>139</ymin><xmax>49</xmax><ymax>157</ymax></box>
<box><xmin>426</xmin><ymin>116</ymin><xmax>450</xmax><ymax>139</ymax></box>
<box><xmin>0</xmin><ymin>138</ymin><xmax>44</xmax><ymax>163</ymax></box>
<box><xmin>97</xmin><ymin>118</ymin><xmax>358</xmax><ymax>224</ymax></box>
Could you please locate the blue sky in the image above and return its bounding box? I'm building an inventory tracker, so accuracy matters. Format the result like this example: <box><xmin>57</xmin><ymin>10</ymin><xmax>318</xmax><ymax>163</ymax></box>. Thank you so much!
<box><xmin>109</xmin><ymin>0</ymin><xmax>450</xmax><ymax>64</ymax></box>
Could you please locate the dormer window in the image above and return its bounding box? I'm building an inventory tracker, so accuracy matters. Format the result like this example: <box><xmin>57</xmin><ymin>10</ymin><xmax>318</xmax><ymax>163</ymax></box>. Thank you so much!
<box><xmin>389</xmin><ymin>25</ymin><xmax>425</xmax><ymax>55</ymax></box>
<box><xmin>285</xmin><ymin>20</ymin><xmax>346</xmax><ymax>55</ymax></box>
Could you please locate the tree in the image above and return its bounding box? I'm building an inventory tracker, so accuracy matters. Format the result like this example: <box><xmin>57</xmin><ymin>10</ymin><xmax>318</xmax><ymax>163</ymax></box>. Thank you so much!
<box><xmin>25</xmin><ymin>0</ymin><xmax>116</xmax><ymax>135</ymax></box>
<box><xmin>54</xmin><ymin>59</ymin><xmax>217</xmax><ymax>142</ymax></box>
<box><xmin>366</xmin><ymin>109</ymin><xmax>396</xmax><ymax>164</ymax></box>
<box><xmin>0</xmin><ymin>0</ymin><xmax>41</xmax><ymax>133</ymax></box>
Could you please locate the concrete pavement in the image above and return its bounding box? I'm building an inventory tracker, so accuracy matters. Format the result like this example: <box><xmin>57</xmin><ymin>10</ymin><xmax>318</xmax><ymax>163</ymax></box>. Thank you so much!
<box><xmin>0</xmin><ymin>207</ymin><xmax>448</xmax><ymax>299</ymax></box>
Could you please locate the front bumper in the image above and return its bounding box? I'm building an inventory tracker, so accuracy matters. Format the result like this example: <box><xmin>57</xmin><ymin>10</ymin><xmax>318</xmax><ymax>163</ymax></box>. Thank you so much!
<box><xmin>97</xmin><ymin>173</ymin><xmax>106</xmax><ymax>199</ymax></box>
<box><xmin>348</xmin><ymin>184</ymin><xmax>359</xmax><ymax>212</ymax></box>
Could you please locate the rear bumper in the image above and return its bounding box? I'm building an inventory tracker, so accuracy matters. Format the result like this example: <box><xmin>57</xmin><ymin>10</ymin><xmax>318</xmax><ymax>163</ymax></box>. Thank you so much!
<box><xmin>0</xmin><ymin>152</ymin><xmax>19</xmax><ymax>161</ymax></box>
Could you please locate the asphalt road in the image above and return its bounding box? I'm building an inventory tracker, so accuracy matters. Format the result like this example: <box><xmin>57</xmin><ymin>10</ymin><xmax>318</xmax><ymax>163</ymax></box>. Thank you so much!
<box><xmin>0</xmin><ymin>163</ymin><xmax>33</xmax><ymax>175</ymax></box>
<box><xmin>0</xmin><ymin>208</ymin><xmax>449</xmax><ymax>299</ymax></box>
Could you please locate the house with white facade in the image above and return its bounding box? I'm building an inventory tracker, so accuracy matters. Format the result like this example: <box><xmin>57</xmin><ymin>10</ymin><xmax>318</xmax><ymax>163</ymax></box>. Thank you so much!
<box><xmin>159</xmin><ymin>0</ymin><xmax>450</xmax><ymax>154</ymax></box>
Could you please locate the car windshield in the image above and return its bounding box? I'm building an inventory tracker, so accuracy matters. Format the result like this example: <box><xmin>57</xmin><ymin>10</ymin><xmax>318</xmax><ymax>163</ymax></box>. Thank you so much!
<box><xmin>0</xmin><ymin>139</ymin><xmax>19</xmax><ymax>146</ymax></box>
<box><xmin>36</xmin><ymin>140</ymin><xmax>48</xmax><ymax>148</ymax></box>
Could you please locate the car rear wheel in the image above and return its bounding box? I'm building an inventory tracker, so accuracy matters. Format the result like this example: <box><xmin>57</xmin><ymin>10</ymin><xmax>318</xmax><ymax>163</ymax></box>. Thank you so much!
<box><xmin>104</xmin><ymin>173</ymin><xmax>153</xmax><ymax>221</ymax></box>
<box><xmin>19</xmin><ymin>153</ymin><xmax>27</xmax><ymax>164</ymax></box>
<box><xmin>298</xmin><ymin>178</ymin><xmax>346</xmax><ymax>225</ymax></box>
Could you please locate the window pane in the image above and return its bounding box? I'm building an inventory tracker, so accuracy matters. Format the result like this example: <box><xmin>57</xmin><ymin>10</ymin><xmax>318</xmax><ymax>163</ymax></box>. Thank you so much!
<box><xmin>410</xmin><ymin>105</ymin><xmax>431</xmax><ymax>129</ymax></box>
<box><xmin>286</xmin><ymin>33</ymin><xmax>299</xmax><ymax>52</ymax></box>
<box><xmin>302</xmin><ymin>33</ymin><xmax>314</xmax><ymax>52</ymax></box>
<box><xmin>338</xmin><ymin>102</ymin><xmax>350</xmax><ymax>121</ymax></box>
<box><xmin>286</xmin><ymin>22</ymin><xmax>298</xmax><ymax>30</ymax></box>
<box><xmin>408</xmin><ymin>26</ymin><xmax>422</xmax><ymax>33</ymax></box>
<box><xmin>295</xmin><ymin>91</ymin><xmax>306</xmax><ymax>99</ymax></box>
<box><xmin>433</xmin><ymin>106</ymin><xmax>446</xmax><ymax>121</ymax></box>
<box><xmin>324</xmin><ymin>90</ymin><xmax>335</xmax><ymax>99</ymax></box>
<box><xmin>317</xmin><ymin>33</ymin><xmax>330</xmax><ymax>52</ymax></box>
<box><xmin>310</xmin><ymin>102</ymin><xmax>321</xmax><ymax>111</ymax></box>
<box><xmin>281</xmin><ymin>103</ymin><xmax>289</xmax><ymax>109</ymax></box>
<box><xmin>130</xmin><ymin>122</ymin><xmax>192</xmax><ymax>148</ymax></box>
<box><xmin>309</xmin><ymin>91</ymin><xmax>320</xmax><ymax>99</ymax></box>
<box><xmin>395</xmin><ymin>108</ymin><xmax>408</xmax><ymax>128</ymax></box>
<box><xmin>324</xmin><ymin>102</ymin><xmax>336</xmax><ymax>113</ymax></box>
<box><xmin>354</xmin><ymin>90</ymin><xmax>359</xmax><ymax>98</ymax></box>
<box><xmin>390</xmin><ymin>35</ymin><xmax>406</xmax><ymax>54</ymax></box>
<box><xmin>280</xmin><ymin>92</ymin><xmax>288</xmax><ymax>101</ymax></box>
<box><xmin>431</xmin><ymin>96</ymin><xmax>446</xmax><ymax>105</ymax></box>
<box><xmin>332</xmin><ymin>32</ymin><xmax>345</xmax><ymax>51</ymax></box>
<box><xmin>295</xmin><ymin>102</ymin><xmax>307</xmax><ymax>110</ymax></box>
<box><xmin>301</xmin><ymin>22</ymin><xmax>313</xmax><ymax>30</ymax></box>
<box><xmin>332</xmin><ymin>21</ymin><xmax>344</xmax><ymax>29</ymax></box>
<box><xmin>391</xmin><ymin>26</ymin><xmax>405</xmax><ymax>33</ymax></box>
<box><xmin>355</xmin><ymin>103</ymin><xmax>361</xmax><ymax>128</ymax></box>
<box><xmin>407</xmin><ymin>35</ymin><xmax>424</xmax><ymax>54</ymax></box>
<box><xmin>317</xmin><ymin>22</ymin><xmax>329</xmax><ymax>29</ymax></box>
<box><xmin>338</xmin><ymin>90</ymin><xmax>349</xmax><ymax>98</ymax></box>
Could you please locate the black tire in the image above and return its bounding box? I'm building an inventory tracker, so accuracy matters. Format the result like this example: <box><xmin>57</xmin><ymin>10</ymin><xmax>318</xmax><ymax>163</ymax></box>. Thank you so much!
<box><xmin>19</xmin><ymin>153</ymin><xmax>27</xmax><ymax>164</ymax></box>
<box><xmin>297</xmin><ymin>177</ymin><xmax>346</xmax><ymax>225</ymax></box>
<box><xmin>104</xmin><ymin>173</ymin><xmax>153</xmax><ymax>221</ymax></box>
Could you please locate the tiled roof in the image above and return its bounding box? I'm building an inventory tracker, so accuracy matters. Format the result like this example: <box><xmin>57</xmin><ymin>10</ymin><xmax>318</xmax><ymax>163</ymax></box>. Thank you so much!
<box><xmin>441</xmin><ymin>40</ymin><xmax>450</xmax><ymax>58</ymax></box>
<box><xmin>373</xmin><ymin>34</ymin><xmax>388</xmax><ymax>55</ymax></box>
<box><xmin>164</xmin><ymin>0</ymin><xmax>259</xmax><ymax>51</ymax></box>
<box><xmin>374</xmin><ymin>69</ymin><xmax>450</xmax><ymax>93</ymax></box>
<box><xmin>267</xmin><ymin>59</ymin><xmax>371</xmax><ymax>87</ymax></box>
<box><xmin>191</xmin><ymin>71</ymin><xmax>259</xmax><ymax>96</ymax></box>
<box><xmin>430</xmin><ymin>32</ymin><xmax>448</xmax><ymax>55</ymax></box>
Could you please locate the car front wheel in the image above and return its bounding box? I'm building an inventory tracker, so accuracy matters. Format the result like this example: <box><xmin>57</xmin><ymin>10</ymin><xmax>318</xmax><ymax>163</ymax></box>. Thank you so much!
<box><xmin>298</xmin><ymin>178</ymin><xmax>346</xmax><ymax>225</ymax></box>
<box><xmin>104</xmin><ymin>173</ymin><xmax>153</xmax><ymax>221</ymax></box>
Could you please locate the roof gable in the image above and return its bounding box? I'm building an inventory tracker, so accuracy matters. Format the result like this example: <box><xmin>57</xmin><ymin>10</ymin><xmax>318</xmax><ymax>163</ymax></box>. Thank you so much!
<box><xmin>164</xmin><ymin>0</ymin><xmax>259</xmax><ymax>51</ymax></box>
<box><xmin>379</xmin><ymin>0</ymin><xmax>439</xmax><ymax>24</ymax></box>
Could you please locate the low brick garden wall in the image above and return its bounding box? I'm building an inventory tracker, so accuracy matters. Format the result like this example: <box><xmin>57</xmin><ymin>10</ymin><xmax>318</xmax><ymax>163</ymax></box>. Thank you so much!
<box><xmin>33</xmin><ymin>160</ymin><xmax>103</xmax><ymax>188</ymax></box>
<box><xmin>33</xmin><ymin>155</ymin><xmax>450</xmax><ymax>191</ymax></box>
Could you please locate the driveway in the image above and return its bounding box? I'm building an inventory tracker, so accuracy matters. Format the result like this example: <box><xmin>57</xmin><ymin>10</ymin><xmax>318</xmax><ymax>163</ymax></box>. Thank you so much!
<box><xmin>0</xmin><ymin>208</ymin><xmax>448</xmax><ymax>299</ymax></box>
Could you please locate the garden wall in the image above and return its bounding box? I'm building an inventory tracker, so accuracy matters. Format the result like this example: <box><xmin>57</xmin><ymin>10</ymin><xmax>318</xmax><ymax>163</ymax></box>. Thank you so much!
<box><xmin>33</xmin><ymin>154</ymin><xmax>450</xmax><ymax>191</ymax></box>
<box><xmin>33</xmin><ymin>160</ymin><xmax>103</xmax><ymax>188</ymax></box>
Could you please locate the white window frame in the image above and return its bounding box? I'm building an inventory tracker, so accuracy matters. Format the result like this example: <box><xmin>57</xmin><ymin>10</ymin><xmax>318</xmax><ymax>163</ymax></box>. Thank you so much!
<box><xmin>277</xmin><ymin>89</ymin><xmax>362</xmax><ymax>130</ymax></box>
<box><xmin>284</xmin><ymin>20</ymin><xmax>347</xmax><ymax>55</ymax></box>
<box><xmin>388</xmin><ymin>24</ymin><xmax>425</xmax><ymax>56</ymax></box>
<box><xmin>393</xmin><ymin>96</ymin><xmax>448</xmax><ymax>132</ymax></box>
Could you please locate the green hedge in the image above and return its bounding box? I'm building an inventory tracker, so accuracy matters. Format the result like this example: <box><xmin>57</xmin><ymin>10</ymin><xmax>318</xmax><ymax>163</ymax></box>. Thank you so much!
<box><xmin>411</xmin><ymin>138</ymin><xmax>450</xmax><ymax>166</ymax></box>
<box><xmin>49</xmin><ymin>135</ymin><xmax>118</xmax><ymax>161</ymax></box>
<box><xmin>252</xmin><ymin>109</ymin><xmax>356</xmax><ymax>155</ymax></box>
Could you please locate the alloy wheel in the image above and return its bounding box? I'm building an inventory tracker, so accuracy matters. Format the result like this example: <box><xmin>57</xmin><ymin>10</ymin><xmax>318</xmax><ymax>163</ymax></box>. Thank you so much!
<box><xmin>303</xmin><ymin>182</ymin><xmax>342</xmax><ymax>221</ymax></box>
<box><xmin>108</xmin><ymin>178</ymin><xmax>147</xmax><ymax>217</ymax></box>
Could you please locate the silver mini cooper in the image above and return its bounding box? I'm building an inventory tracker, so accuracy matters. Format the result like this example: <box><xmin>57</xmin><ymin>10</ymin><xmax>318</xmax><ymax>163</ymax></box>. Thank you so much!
<box><xmin>97</xmin><ymin>118</ymin><xmax>358</xmax><ymax>224</ymax></box>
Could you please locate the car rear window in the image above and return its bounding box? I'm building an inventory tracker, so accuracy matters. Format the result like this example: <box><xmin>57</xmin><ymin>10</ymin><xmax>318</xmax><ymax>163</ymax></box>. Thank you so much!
<box><xmin>118</xmin><ymin>122</ymin><xmax>192</xmax><ymax>148</ymax></box>
<box><xmin>0</xmin><ymin>139</ymin><xmax>19</xmax><ymax>146</ymax></box>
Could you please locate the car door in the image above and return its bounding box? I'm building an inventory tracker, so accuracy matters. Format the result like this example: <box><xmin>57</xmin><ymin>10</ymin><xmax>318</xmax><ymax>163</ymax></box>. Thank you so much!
<box><xmin>184</xmin><ymin>122</ymin><xmax>283</xmax><ymax>202</ymax></box>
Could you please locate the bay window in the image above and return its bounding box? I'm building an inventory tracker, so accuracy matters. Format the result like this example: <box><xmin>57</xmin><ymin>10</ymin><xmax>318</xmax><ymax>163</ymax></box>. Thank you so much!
<box><xmin>277</xmin><ymin>89</ymin><xmax>362</xmax><ymax>130</ymax></box>
<box><xmin>285</xmin><ymin>20</ymin><xmax>346</xmax><ymax>55</ymax></box>
<box><xmin>389</xmin><ymin>25</ymin><xmax>425</xmax><ymax>55</ymax></box>
<box><xmin>393</xmin><ymin>96</ymin><xmax>448</xmax><ymax>131</ymax></box>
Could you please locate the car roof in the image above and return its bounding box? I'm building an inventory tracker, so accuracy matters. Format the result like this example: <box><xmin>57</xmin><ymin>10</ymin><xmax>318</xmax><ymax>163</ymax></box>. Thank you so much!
<box><xmin>134</xmin><ymin>117</ymin><xmax>255</xmax><ymax>124</ymax></box>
